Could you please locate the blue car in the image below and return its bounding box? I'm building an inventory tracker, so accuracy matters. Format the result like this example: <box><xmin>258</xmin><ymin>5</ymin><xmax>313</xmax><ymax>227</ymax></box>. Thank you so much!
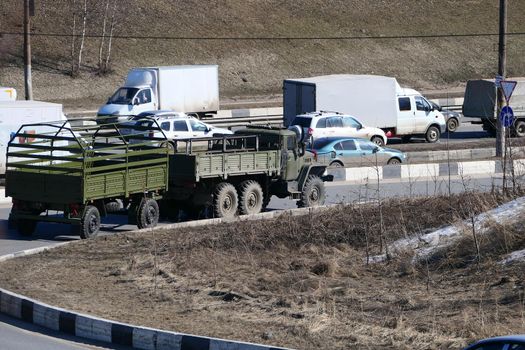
<box><xmin>463</xmin><ymin>335</ymin><xmax>525</xmax><ymax>350</ymax></box>
<box><xmin>307</xmin><ymin>137</ymin><xmax>406</xmax><ymax>167</ymax></box>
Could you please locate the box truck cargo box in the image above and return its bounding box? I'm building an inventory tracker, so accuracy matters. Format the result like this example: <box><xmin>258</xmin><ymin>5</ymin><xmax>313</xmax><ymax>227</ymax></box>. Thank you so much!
<box><xmin>98</xmin><ymin>65</ymin><xmax>219</xmax><ymax>122</ymax></box>
<box><xmin>284</xmin><ymin>75</ymin><xmax>446</xmax><ymax>142</ymax></box>
<box><xmin>0</xmin><ymin>100</ymin><xmax>67</xmax><ymax>174</ymax></box>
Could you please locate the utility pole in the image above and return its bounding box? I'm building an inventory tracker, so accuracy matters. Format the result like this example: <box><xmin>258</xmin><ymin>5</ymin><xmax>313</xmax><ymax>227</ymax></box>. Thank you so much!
<box><xmin>24</xmin><ymin>0</ymin><xmax>34</xmax><ymax>100</ymax></box>
<box><xmin>496</xmin><ymin>0</ymin><xmax>507</xmax><ymax>157</ymax></box>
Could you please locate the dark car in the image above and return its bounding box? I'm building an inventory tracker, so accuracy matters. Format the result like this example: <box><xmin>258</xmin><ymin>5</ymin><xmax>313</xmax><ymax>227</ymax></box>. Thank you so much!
<box><xmin>430</xmin><ymin>101</ymin><xmax>462</xmax><ymax>133</ymax></box>
<box><xmin>307</xmin><ymin>137</ymin><xmax>406</xmax><ymax>168</ymax></box>
<box><xmin>463</xmin><ymin>335</ymin><xmax>525</xmax><ymax>350</ymax></box>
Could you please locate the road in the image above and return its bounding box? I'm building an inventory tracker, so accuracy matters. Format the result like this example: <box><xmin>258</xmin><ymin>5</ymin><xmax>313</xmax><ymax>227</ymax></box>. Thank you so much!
<box><xmin>0</xmin><ymin>174</ymin><xmax>511</xmax><ymax>349</ymax></box>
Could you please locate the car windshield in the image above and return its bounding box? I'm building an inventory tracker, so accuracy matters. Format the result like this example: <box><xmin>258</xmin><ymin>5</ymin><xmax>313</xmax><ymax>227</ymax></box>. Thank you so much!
<box><xmin>310</xmin><ymin>138</ymin><xmax>336</xmax><ymax>149</ymax></box>
<box><xmin>292</xmin><ymin>117</ymin><xmax>312</xmax><ymax>128</ymax></box>
<box><xmin>108</xmin><ymin>88</ymin><xmax>139</xmax><ymax>105</ymax></box>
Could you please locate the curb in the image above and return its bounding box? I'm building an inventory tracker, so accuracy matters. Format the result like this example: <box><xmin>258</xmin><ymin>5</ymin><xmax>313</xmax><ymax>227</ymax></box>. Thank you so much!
<box><xmin>327</xmin><ymin>159</ymin><xmax>524</xmax><ymax>183</ymax></box>
<box><xmin>0</xmin><ymin>287</ymin><xmax>288</xmax><ymax>350</ymax></box>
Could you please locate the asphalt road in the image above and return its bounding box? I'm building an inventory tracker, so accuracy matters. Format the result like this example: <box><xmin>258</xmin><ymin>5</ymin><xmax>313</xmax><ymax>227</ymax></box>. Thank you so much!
<box><xmin>0</xmin><ymin>174</ymin><xmax>511</xmax><ymax>349</ymax></box>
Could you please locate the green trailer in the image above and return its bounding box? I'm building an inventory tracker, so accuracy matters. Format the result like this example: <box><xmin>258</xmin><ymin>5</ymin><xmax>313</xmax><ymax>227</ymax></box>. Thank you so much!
<box><xmin>6</xmin><ymin>119</ymin><xmax>170</xmax><ymax>238</ymax></box>
<box><xmin>162</xmin><ymin>126</ymin><xmax>332</xmax><ymax>219</ymax></box>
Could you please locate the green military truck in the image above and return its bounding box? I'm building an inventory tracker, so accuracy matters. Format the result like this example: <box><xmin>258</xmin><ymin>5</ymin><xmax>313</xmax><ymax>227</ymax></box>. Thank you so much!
<box><xmin>6</xmin><ymin>120</ymin><xmax>170</xmax><ymax>238</ymax></box>
<box><xmin>162</xmin><ymin>126</ymin><xmax>331</xmax><ymax>219</ymax></box>
<box><xmin>6</xmin><ymin>121</ymin><xmax>331</xmax><ymax>238</ymax></box>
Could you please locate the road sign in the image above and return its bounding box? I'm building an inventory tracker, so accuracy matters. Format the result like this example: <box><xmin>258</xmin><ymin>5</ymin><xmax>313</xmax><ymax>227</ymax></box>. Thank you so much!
<box><xmin>500</xmin><ymin>80</ymin><xmax>517</xmax><ymax>103</ymax></box>
<box><xmin>500</xmin><ymin>105</ymin><xmax>514</xmax><ymax>127</ymax></box>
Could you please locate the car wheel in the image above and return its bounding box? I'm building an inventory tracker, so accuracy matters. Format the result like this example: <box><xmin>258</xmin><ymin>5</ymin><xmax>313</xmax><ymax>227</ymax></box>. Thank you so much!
<box><xmin>425</xmin><ymin>126</ymin><xmax>440</xmax><ymax>143</ymax></box>
<box><xmin>387</xmin><ymin>158</ymin><xmax>401</xmax><ymax>165</ymax></box>
<box><xmin>446</xmin><ymin>118</ymin><xmax>459</xmax><ymax>133</ymax></box>
<box><xmin>513</xmin><ymin>120</ymin><xmax>525</xmax><ymax>138</ymax></box>
<box><xmin>371</xmin><ymin>136</ymin><xmax>385</xmax><ymax>146</ymax></box>
<box><xmin>329</xmin><ymin>161</ymin><xmax>344</xmax><ymax>168</ymax></box>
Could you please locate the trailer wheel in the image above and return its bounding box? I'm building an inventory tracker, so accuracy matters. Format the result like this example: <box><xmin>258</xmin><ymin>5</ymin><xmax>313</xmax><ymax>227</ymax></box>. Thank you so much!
<box><xmin>137</xmin><ymin>198</ymin><xmax>160</xmax><ymax>229</ymax></box>
<box><xmin>298</xmin><ymin>175</ymin><xmax>325</xmax><ymax>208</ymax></box>
<box><xmin>213</xmin><ymin>182</ymin><xmax>238</xmax><ymax>218</ymax></box>
<box><xmin>446</xmin><ymin>117</ymin><xmax>459</xmax><ymax>133</ymax></box>
<box><xmin>80</xmin><ymin>205</ymin><xmax>101</xmax><ymax>239</ymax></box>
<box><xmin>17</xmin><ymin>219</ymin><xmax>37</xmax><ymax>236</ymax></box>
<box><xmin>238</xmin><ymin>180</ymin><xmax>263</xmax><ymax>215</ymax></box>
<box><xmin>513</xmin><ymin>120</ymin><xmax>525</xmax><ymax>138</ymax></box>
<box><xmin>425</xmin><ymin>126</ymin><xmax>440</xmax><ymax>143</ymax></box>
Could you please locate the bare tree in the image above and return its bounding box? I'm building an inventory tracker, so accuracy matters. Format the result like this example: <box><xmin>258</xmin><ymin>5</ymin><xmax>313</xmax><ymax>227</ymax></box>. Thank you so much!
<box><xmin>76</xmin><ymin>0</ymin><xmax>88</xmax><ymax>73</ymax></box>
<box><xmin>70</xmin><ymin>0</ymin><xmax>77</xmax><ymax>75</ymax></box>
<box><xmin>103</xmin><ymin>0</ymin><xmax>118</xmax><ymax>73</ymax></box>
<box><xmin>97</xmin><ymin>0</ymin><xmax>110</xmax><ymax>72</ymax></box>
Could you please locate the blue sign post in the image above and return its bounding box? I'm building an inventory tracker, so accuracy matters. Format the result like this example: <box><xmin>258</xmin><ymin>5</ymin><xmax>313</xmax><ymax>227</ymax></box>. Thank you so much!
<box><xmin>500</xmin><ymin>105</ymin><xmax>514</xmax><ymax>128</ymax></box>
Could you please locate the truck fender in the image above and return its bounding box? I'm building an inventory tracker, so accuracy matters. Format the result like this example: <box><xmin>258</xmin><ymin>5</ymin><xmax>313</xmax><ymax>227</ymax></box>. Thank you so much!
<box><xmin>297</xmin><ymin>165</ymin><xmax>328</xmax><ymax>191</ymax></box>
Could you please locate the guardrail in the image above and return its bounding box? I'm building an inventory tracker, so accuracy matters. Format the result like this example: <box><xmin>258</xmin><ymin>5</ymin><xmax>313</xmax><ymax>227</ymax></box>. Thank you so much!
<box><xmin>66</xmin><ymin>98</ymin><xmax>465</xmax><ymax>129</ymax></box>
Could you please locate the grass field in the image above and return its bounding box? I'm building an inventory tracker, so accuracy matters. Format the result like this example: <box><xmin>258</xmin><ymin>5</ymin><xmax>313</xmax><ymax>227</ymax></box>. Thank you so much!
<box><xmin>1</xmin><ymin>192</ymin><xmax>525</xmax><ymax>349</ymax></box>
<box><xmin>1</xmin><ymin>1</ymin><xmax>525</xmax><ymax>108</ymax></box>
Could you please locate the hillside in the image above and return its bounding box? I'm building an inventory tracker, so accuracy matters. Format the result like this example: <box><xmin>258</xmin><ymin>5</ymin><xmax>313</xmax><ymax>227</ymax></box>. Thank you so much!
<box><xmin>1</xmin><ymin>0</ymin><xmax>525</xmax><ymax>108</ymax></box>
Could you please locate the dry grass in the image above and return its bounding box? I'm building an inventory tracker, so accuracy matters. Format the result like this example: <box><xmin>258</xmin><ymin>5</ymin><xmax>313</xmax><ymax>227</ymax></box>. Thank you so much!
<box><xmin>1</xmin><ymin>1</ymin><xmax>525</xmax><ymax>108</ymax></box>
<box><xmin>1</xmin><ymin>191</ymin><xmax>525</xmax><ymax>349</ymax></box>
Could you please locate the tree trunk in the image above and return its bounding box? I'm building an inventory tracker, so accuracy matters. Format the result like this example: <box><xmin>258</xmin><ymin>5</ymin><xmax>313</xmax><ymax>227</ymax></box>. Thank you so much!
<box><xmin>104</xmin><ymin>0</ymin><xmax>117</xmax><ymax>71</ymax></box>
<box><xmin>76</xmin><ymin>0</ymin><xmax>88</xmax><ymax>74</ymax></box>
<box><xmin>70</xmin><ymin>0</ymin><xmax>77</xmax><ymax>75</ymax></box>
<box><xmin>98</xmin><ymin>0</ymin><xmax>110</xmax><ymax>72</ymax></box>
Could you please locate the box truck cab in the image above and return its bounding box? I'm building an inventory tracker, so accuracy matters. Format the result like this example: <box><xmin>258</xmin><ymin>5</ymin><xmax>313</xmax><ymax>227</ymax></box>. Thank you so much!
<box><xmin>98</xmin><ymin>65</ymin><xmax>219</xmax><ymax>123</ymax></box>
<box><xmin>284</xmin><ymin>75</ymin><xmax>446</xmax><ymax>143</ymax></box>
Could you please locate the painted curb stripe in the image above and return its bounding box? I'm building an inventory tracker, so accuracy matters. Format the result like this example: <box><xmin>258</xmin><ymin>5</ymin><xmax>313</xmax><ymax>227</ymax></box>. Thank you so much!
<box><xmin>59</xmin><ymin>311</ymin><xmax>76</xmax><ymax>335</ymax></box>
<box><xmin>21</xmin><ymin>299</ymin><xmax>33</xmax><ymax>323</ymax></box>
<box><xmin>112</xmin><ymin>323</ymin><xmax>134</xmax><ymax>346</ymax></box>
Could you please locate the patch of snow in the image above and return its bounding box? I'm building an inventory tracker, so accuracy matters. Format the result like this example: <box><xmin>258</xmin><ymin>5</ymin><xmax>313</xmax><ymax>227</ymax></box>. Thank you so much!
<box><xmin>368</xmin><ymin>196</ymin><xmax>525</xmax><ymax>264</ymax></box>
<box><xmin>499</xmin><ymin>249</ymin><xmax>525</xmax><ymax>265</ymax></box>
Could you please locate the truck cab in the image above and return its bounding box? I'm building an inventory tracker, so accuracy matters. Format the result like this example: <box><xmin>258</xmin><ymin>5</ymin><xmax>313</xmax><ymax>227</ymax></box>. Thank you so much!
<box><xmin>395</xmin><ymin>88</ymin><xmax>446</xmax><ymax>142</ymax></box>
<box><xmin>97</xmin><ymin>85</ymin><xmax>156</xmax><ymax>123</ymax></box>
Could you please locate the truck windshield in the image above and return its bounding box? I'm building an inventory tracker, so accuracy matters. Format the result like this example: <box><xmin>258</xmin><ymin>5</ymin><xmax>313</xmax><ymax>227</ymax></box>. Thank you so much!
<box><xmin>108</xmin><ymin>88</ymin><xmax>139</xmax><ymax>105</ymax></box>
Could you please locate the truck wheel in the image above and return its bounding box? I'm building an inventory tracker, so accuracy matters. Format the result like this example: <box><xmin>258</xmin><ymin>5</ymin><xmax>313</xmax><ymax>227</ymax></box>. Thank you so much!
<box><xmin>298</xmin><ymin>175</ymin><xmax>325</xmax><ymax>208</ymax></box>
<box><xmin>446</xmin><ymin>118</ymin><xmax>459</xmax><ymax>133</ymax></box>
<box><xmin>17</xmin><ymin>219</ymin><xmax>37</xmax><ymax>236</ymax></box>
<box><xmin>137</xmin><ymin>198</ymin><xmax>160</xmax><ymax>229</ymax></box>
<box><xmin>425</xmin><ymin>126</ymin><xmax>440</xmax><ymax>143</ymax></box>
<box><xmin>105</xmin><ymin>199</ymin><xmax>123</xmax><ymax>213</ymax></box>
<box><xmin>513</xmin><ymin>120</ymin><xmax>525</xmax><ymax>137</ymax></box>
<box><xmin>371</xmin><ymin>136</ymin><xmax>385</xmax><ymax>146</ymax></box>
<box><xmin>238</xmin><ymin>180</ymin><xmax>263</xmax><ymax>215</ymax></box>
<box><xmin>80</xmin><ymin>205</ymin><xmax>101</xmax><ymax>239</ymax></box>
<box><xmin>213</xmin><ymin>182</ymin><xmax>238</xmax><ymax>218</ymax></box>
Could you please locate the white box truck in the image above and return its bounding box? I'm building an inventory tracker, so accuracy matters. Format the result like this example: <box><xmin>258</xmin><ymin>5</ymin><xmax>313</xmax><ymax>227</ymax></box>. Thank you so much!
<box><xmin>97</xmin><ymin>65</ymin><xmax>219</xmax><ymax>123</ymax></box>
<box><xmin>0</xmin><ymin>87</ymin><xmax>17</xmax><ymax>101</ymax></box>
<box><xmin>462</xmin><ymin>78</ymin><xmax>525</xmax><ymax>137</ymax></box>
<box><xmin>284</xmin><ymin>75</ymin><xmax>447</xmax><ymax>142</ymax></box>
<box><xmin>0</xmin><ymin>99</ymin><xmax>67</xmax><ymax>175</ymax></box>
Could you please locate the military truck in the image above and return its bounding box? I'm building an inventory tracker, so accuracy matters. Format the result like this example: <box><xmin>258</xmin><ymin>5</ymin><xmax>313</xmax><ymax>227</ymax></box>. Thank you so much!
<box><xmin>162</xmin><ymin>126</ymin><xmax>331</xmax><ymax>219</ymax></box>
<box><xmin>6</xmin><ymin>120</ymin><xmax>170</xmax><ymax>238</ymax></box>
<box><xmin>6</xmin><ymin>121</ymin><xmax>331</xmax><ymax>238</ymax></box>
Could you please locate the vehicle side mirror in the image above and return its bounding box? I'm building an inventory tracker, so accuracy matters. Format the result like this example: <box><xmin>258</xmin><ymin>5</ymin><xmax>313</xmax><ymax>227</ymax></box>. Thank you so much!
<box><xmin>133</xmin><ymin>99</ymin><xmax>140</xmax><ymax>106</ymax></box>
<box><xmin>373</xmin><ymin>146</ymin><xmax>380</xmax><ymax>153</ymax></box>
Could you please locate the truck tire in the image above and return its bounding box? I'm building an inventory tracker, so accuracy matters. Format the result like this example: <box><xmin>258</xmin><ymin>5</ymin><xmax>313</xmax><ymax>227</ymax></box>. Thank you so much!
<box><xmin>298</xmin><ymin>175</ymin><xmax>325</xmax><ymax>208</ymax></box>
<box><xmin>80</xmin><ymin>205</ymin><xmax>101</xmax><ymax>239</ymax></box>
<box><xmin>238</xmin><ymin>180</ymin><xmax>263</xmax><ymax>215</ymax></box>
<box><xmin>137</xmin><ymin>198</ymin><xmax>160</xmax><ymax>229</ymax></box>
<box><xmin>17</xmin><ymin>219</ymin><xmax>37</xmax><ymax>236</ymax></box>
<box><xmin>371</xmin><ymin>136</ymin><xmax>385</xmax><ymax>146</ymax></box>
<box><xmin>105</xmin><ymin>199</ymin><xmax>123</xmax><ymax>213</ymax></box>
<box><xmin>213</xmin><ymin>182</ymin><xmax>238</xmax><ymax>218</ymax></box>
<box><xmin>446</xmin><ymin>117</ymin><xmax>459</xmax><ymax>133</ymax></box>
<box><xmin>513</xmin><ymin>120</ymin><xmax>525</xmax><ymax>138</ymax></box>
<box><xmin>425</xmin><ymin>126</ymin><xmax>440</xmax><ymax>143</ymax></box>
